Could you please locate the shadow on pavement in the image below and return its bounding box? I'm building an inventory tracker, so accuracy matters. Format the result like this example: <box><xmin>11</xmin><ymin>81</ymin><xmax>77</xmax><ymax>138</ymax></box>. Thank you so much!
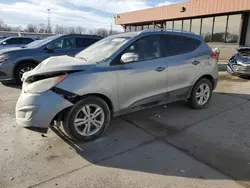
<box><xmin>51</xmin><ymin>91</ymin><xmax>250</xmax><ymax>187</ymax></box>
<box><xmin>1</xmin><ymin>81</ymin><xmax>22</xmax><ymax>89</ymax></box>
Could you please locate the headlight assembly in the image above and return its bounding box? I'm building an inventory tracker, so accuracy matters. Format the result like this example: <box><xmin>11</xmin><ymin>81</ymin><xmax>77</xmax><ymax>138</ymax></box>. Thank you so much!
<box><xmin>24</xmin><ymin>74</ymin><xmax>68</xmax><ymax>94</ymax></box>
<box><xmin>0</xmin><ymin>54</ymin><xmax>9</xmax><ymax>63</ymax></box>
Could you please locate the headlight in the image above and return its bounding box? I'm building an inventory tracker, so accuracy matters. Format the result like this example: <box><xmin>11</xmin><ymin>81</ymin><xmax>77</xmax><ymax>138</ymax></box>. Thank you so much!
<box><xmin>237</xmin><ymin>61</ymin><xmax>247</xmax><ymax>67</ymax></box>
<box><xmin>0</xmin><ymin>54</ymin><xmax>9</xmax><ymax>63</ymax></box>
<box><xmin>24</xmin><ymin>74</ymin><xmax>68</xmax><ymax>94</ymax></box>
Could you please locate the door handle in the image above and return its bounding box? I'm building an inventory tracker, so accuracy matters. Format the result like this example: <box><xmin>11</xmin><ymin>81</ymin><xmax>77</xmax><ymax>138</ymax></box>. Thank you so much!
<box><xmin>155</xmin><ymin>67</ymin><xmax>166</xmax><ymax>72</ymax></box>
<box><xmin>192</xmin><ymin>60</ymin><xmax>200</xmax><ymax>65</ymax></box>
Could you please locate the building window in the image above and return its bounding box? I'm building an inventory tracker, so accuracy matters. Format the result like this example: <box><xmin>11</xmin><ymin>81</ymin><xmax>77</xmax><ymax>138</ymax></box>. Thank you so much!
<box><xmin>201</xmin><ymin>17</ymin><xmax>213</xmax><ymax>42</ymax></box>
<box><xmin>125</xmin><ymin>26</ymin><xmax>130</xmax><ymax>32</ymax></box>
<box><xmin>191</xmin><ymin>18</ymin><xmax>201</xmax><ymax>35</ymax></box>
<box><xmin>137</xmin><ymin>26</ymin><xmax>143</xmax><ymax>31</ymax></box>
<box><xmin>183</xmin><ymin>19</ymin><xmax>191</xmax><ymax>32</ymax></box>
<box><xmin>174</xmin><ymin>20</ymin><xmax>182</xmax><ymax>30</ymax></box>
<box><xmin>226</xmin><ymin>14</ymin><xmax>241</xmax><ymax>43</ymax></box>
<box><xmin>213</xmin><ymin>16</ymin><xmax>227</xmax><ymax>42</ymax></box>
<box><xmin>149</xmin><ymin>24</ymin><xmax>155</xmax><ymax>29</ymax></box>
<box><xmin>131</xmin><ymin>26</ymin><xmax>136</xmax><ymax>32</ymax></box>
<box><xmin>166</xmin><ymin>21</ymin><xmax>173</xmax><ymax>30</ymax></box>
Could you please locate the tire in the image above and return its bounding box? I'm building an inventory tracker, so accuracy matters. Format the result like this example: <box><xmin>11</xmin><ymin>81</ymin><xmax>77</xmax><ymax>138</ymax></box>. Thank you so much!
<box><xmin>188</xmin><ymin>78</ymin><xmax>213</xmax><ymax>109</ymax></box>
<box><xmin>63</xmin><ymin>96</ymin><xmax>111</xmax><ymax>141</ymax></box>
<box><xmin>14</xmin><ymin>62</ymin><xmax>37</xmax><ymax>84</ymax></box>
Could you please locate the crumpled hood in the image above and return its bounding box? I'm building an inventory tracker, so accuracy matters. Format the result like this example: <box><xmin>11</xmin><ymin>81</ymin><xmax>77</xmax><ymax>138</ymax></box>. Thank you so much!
<box><xmin>234</xmin><ymin>47</ymin><xmax>250</xmax><ymax>64</ymax></box>
<box><xmin>23</xmin><ymin>55</ymin><xmax>95</xmax><ymax>80</ymax></box>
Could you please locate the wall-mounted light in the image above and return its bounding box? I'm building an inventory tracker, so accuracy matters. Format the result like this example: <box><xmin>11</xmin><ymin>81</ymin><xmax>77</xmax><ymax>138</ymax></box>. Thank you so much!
<box><xmin>114</xmin><ymin>15</ymin><xmax>120</xmax><ymax>19</ymax></box>
<box><xmin>180</xmin><ymin>7</ymin><xmax>186</xmax><ymax>12</ymax></box>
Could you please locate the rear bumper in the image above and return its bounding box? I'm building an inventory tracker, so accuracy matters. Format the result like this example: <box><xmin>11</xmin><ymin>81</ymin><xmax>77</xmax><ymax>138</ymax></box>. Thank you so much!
<box><xmin>15</xmin><ymin>90</ymin><xmax>73</xmax><ymax>128</ymax></box>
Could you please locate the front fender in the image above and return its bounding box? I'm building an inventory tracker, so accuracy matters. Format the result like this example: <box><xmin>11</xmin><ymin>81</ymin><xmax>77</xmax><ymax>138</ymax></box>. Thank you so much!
<box><xmin>56</xmin><ymin>70</ymin><xmax>119</xmax><ymax>112</ymax></box>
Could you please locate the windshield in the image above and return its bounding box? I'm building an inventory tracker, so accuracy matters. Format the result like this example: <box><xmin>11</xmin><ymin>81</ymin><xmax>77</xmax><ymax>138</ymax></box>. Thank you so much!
<box><xmin>75</xmin><ymin>36</ymin><xmax>131</xmax><ymax>63</ymax></box>
<box><xmin>24</xmin><ymin>35</ymin><xmax>59</xmax><ymax>48</ymax></box>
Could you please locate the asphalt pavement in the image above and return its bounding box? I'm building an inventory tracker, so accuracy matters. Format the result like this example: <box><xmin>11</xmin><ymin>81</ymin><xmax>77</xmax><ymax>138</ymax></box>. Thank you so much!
<box><xmin>0</xmin><ymin>68</ymin><xmax>250</xmax><ymax>188</ymax></box>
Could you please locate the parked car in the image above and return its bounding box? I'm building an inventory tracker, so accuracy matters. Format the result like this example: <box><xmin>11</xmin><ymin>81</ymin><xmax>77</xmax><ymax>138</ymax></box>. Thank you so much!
<box><xmin>0</xmin><ymin>36</ymin><xmax>34</xmax><ymax>49</ymax></box>
<box><xmin>227</xmin><ymin>47</ymin><xmax>250</xmax><ymax>76</ymax></box>
<box><xmin>16</xmin><ymin>30</ymin><xmax>218</xmax><ymax>141</ymax></box>
<box><xmin>0</xmin><ymin>36</ymin><xmax>6</xmax><ymax>41</ymax></box>
<box><xmin>0</xmin><ymin>34</ymin><xmax>102</xmax><ymax>83</ymax></box>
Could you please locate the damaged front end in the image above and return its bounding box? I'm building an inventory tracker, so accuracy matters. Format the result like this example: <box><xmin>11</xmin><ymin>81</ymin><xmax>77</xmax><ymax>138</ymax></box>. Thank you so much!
<box><xmin>227</xmin><ymin>47</ymin><xmax>250</xmax><ymax>76</ymax></box>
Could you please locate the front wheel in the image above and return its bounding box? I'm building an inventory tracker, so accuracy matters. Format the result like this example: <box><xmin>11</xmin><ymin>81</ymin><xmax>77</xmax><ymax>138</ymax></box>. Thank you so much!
<box><xmin>14</xmin><ymin>63</ymin><xmax>36</xmax><ymax>83</ymax></box>
<box><xmin>63</xmin><ymin>96</ymin><xmax>111</xmax><ymax>141</ymax></box>
<box><xmin>188</xmin><ymin>78</ymin><xmax>213</xmax><ymax>109</ymax></box>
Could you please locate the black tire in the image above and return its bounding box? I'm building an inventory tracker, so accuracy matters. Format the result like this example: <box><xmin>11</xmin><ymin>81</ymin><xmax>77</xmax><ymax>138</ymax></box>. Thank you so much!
<box><xmin>188</xmin><ymin>78</ymin><xmax>213</xmax><ymax>109</ymax></box>
<box><xmin>63</xmin><ymin>96</ymin><xmax>111</xmax><ymax>141</ymax></box>
<box><xmin>14</xmin><ymin>62</ymin><xmax>37</xmax><ymax>84</ymax></box>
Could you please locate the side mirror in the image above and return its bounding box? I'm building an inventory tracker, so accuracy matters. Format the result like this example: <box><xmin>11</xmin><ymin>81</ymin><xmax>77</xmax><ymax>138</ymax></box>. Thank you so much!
<box><xmin>46</xmin><ymin>44</ymin><xmax>55</xmax><ymax>52</ymax></box>
<box><xmin>1</xmin><ymin>42</ymin><xmax>7</xmax><ymax>45</ymax></box>
<box><xmin>121</xmin><ymin>52</ymin><xmax>139</xmax><ymax>64</ymax></box>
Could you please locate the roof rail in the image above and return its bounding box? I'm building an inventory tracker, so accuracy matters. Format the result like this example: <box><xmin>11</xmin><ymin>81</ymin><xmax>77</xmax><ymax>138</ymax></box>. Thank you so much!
<box><xmin>139</xmin><ymin>28</ymin><xmax>194</xmax><ymax>34</ymax></box>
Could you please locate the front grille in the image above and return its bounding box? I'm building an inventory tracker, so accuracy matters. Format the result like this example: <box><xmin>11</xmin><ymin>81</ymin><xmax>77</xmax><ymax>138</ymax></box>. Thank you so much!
<box><xmin>0</xmin><ymin>71</ymin><xmax>7</xmax><ymax>76</ymax></box>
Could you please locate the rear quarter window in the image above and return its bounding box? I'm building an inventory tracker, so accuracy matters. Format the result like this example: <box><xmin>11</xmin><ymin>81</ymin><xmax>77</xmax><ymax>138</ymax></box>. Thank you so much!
<box><xmin>163</xmin><ymin>35</ymin><xmax>201</xmax><ymax>56</ymax></box>
<box><xmin>76</xmin><ymin>38</ymin><xmax>100</xmax><ymax>48</ymax></box>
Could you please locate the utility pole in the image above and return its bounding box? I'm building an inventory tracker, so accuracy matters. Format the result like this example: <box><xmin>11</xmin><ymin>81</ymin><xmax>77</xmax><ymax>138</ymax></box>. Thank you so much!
<box><xmin>47</xmin><ymin>9</ymin><xmax>51</xmax><ymax>33</ymax></box>
<box><xmin>110</xmin><ymin>23</ymin><xmax>112</xmax><ymax>35</ymax></box>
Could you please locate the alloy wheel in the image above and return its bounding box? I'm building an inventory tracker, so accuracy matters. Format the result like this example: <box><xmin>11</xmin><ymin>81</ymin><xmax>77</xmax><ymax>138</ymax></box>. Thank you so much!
<box><xmin>19</xmin><ymin>66</ymin><xmax>33</xmax><ymax>79</ymax></box>
<box><xmin>196</xmin><ymin>83</ymin><xmax>210</xmax><ymax>106</ymax></box>
<box><xmin>74</xmin><ymin>104</ymin><xmax>105</xmax><ymax>136</ymax></box>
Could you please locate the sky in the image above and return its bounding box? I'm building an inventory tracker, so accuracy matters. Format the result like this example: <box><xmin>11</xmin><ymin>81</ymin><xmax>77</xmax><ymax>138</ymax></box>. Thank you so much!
<box><xmin>0</xmin><ymin>0</ymin><xmax>187</xmax><ymax>31</ymax></box>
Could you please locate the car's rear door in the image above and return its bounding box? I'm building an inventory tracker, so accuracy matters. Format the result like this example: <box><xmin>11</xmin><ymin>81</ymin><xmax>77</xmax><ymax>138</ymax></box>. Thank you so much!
<box><xmin>162</xmin><ymin>34</ymin><xmax>202</xmax><ymax>101</ymax></box>
<box><xmin>115</xmin><ymin>35</ymin><xmax>168</xmax><ymax>110</ymax></box>
<box><xmin>21</xmin><ymin>38</ymin><xmax>34</xmax><ymax>46</ymax></box>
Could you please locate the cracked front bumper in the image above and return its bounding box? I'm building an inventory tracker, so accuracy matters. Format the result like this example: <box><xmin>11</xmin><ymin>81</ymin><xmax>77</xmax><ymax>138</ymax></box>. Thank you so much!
<box><xmin>227</xmin><ymin>62</ymin><xmax>250</xmax><ymax>76</ymax></box>
<box><xmin>15</xmin><ymin>90</ymin><xmax>73</xmax><ymax>128</ymax></box>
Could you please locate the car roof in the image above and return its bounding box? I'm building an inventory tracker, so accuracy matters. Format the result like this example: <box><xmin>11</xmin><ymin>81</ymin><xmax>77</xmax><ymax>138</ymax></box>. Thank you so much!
<box><xmin>3</xmin><ymin>36</ymin><xmax>34</xmax><ymax>40</ymax></box>
<box><xmin>112</xmin><ymin>29</ymin><xmax>202</xmax><ymax>41</ymax></box>
<box><xmin>59</xmin><ymin>34</ymin><xmax>102</xmax><ymax>39</ymax></box>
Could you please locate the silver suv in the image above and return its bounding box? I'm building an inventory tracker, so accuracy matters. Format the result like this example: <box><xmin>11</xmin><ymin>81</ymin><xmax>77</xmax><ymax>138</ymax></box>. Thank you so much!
<box><xmin>16</xmin><ymin>30</ymin><xmax>218</xmax><ymax>141</ymax></box>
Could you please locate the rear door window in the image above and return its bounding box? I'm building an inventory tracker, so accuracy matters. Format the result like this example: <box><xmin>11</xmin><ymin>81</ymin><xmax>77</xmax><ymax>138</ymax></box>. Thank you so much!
<box><xmin>76</xmin><ymin>38</ymin><xmax>99</xmax><ymax>48</ymax></box>
<box><xmin>22</xmin><ymin>38</ymin><xmax>34</xmax><ymax>44</ymax></box>
<box><xmin>163</xmin><ymin>35</ymin><xmax>201</xmax><ymax>56</ymax></box>
<box><xmin>5</xmin><ymin>38</ymin><xmax>22</xmax><ymax>44</ymax></box>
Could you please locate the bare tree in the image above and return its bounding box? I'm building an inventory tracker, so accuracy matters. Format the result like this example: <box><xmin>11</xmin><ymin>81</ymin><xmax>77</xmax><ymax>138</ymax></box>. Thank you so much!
<box><xmin>11</xmin><ymin>26</ymin><xmax>22</xmax><ymax>32</ymax></box>
<box><xmin>37</xmin><ymin>23</ymin><xmax>47</xmax><ymax>33</ymax></box>
<box><xmin>87</xmin><ymin>29</ymin><xmax>95</xmax><ymax>35</ymax></box>
<box><xmin>0</xmin><ymin>19</ymin><xmax>11</xmax><ymax>31</ymax></box>
<box><xmin>95</xmin><ymin>28</ymin><xmax>109</xmax><ymax>37</ymax></box>
<box><xmin>67</xmin><ymin>26</ymin><xmax>76</xmax><ymax>34</ymax></box>
<box><xmin>75</xmin><ymin>26</ymin><xmax>86</xmax><ymax>34</ymax></box>
<box><xmin>26</xmin><ymin>24</ymin><xmax>37</xmax><ymax>33</ymax></box>
<box><xmin>54</xmin><ymin>24</ymin><xmax>66</xmax><ymax>34</ymax></box>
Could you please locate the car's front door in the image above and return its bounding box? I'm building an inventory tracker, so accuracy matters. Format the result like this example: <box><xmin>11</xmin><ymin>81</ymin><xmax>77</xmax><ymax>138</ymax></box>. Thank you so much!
<box><xmin>115</xmin><ymin>35</ymin><xmax>168</xmax><ymax>111</ymax></box>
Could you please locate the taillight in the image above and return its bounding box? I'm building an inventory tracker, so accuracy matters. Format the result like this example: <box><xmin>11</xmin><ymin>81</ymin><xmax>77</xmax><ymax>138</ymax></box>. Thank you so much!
<box><xmin>210</xmin><ymin>52</ymin><xmax>218</xmax><ymax>60</ymax></box>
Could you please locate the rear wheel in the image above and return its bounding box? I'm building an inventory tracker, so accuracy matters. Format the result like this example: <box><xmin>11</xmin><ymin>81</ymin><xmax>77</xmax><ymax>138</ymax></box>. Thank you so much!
<box><xmin>14</xmin><ymin>62</ymin><xmax>36</xmax><ymax>83</ymax></box>
<box><xmin>188</xmin><ymin>78</ymin><xmax>213</xmax><ymax>109</ymax></box>
<box><xmin>63</xmin><ymin>96</ymin><xmax>111</xmax><ymax>141</ymax></box>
